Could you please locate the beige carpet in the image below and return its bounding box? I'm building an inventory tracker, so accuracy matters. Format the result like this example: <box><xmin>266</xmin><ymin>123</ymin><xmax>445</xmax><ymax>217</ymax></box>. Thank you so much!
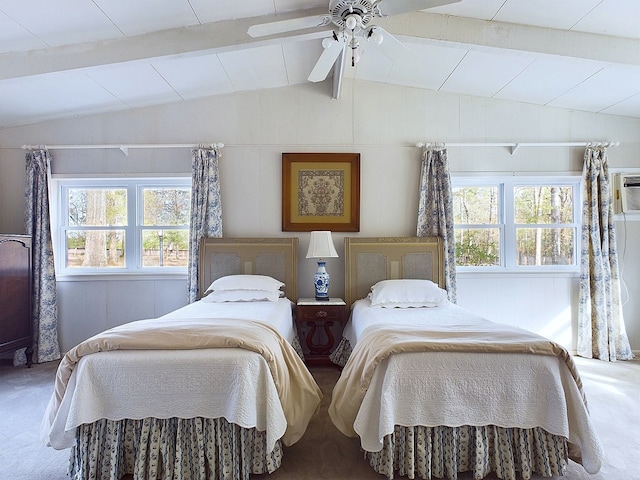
<box><xmin>1</xmin><ymin>357</ymin><xmax>638</xmax><ymax>480</ymax></box>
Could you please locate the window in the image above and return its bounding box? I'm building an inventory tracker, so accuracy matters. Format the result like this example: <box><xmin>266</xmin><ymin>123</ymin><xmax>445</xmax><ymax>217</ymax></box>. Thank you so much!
<box><xmin>54</xmin><ymin>177</ymin><xmax>191</xmax><ymax>274</ymax></box>
<box><xmin>452</xmin><ymin>176</ymin><xmax>580</xmax><ymax>271</ymax></box>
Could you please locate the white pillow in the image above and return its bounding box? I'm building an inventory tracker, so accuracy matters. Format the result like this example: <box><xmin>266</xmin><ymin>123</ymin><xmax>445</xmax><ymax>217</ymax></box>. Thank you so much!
<box><xmin>206</xmin><ymin>274</ymin><xmax>284</xmax><ymax>293</ymax></box>
<box><xmin>369</xmin><ymin>279</ymin><xmax>448</xmax><ymax>308</ymax></box>
<box><xmin>202</xmin><ymin>289</ymin><xmax>280</xmax><ymax>303</ymax></box>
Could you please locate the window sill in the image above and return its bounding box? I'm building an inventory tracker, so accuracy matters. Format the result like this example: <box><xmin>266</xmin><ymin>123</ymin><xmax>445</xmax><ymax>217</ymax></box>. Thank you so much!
<box><xmin>56</xmin><ymin>272</ymin><xmax>188</xmax><ymax>282</ymax></box>
<box><xmin>456</xmin><ymin>269</ymin><xmax>579</xmax><ymax>279</ymax></box>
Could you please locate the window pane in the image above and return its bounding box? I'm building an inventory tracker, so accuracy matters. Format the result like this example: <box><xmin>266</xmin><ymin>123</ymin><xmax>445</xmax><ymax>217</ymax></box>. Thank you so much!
<box><xmin>67</xmin><ymin>188</ymin><xmax>127</xmax><ymax>226</ymax></box>
<box><xmin>453</xmin><ymin>186</ymin><xmax>499</xmax><ymax>224</ymax></box>
<box><xmin>455</xmin><ymin>228</ymin><xmax>501</xmax><ymax>266</ymax></box>
<box><xmin>143</xmin><ymin>188</ymin><xmax>191</xmax><ymax>226</ymax></box>
<box><xmin>516</xmin><ymin>228</ymin><xmax>575</xmax><ymax>265</ymax></box>
<box><xmin>66</xmin><ymin>230</ymin><xmax>125</xmax><ymax>267</ymax></box>
<box><xmin>141</xmin><ymin>230</ymin><xmax>189</xmax><ymax>267</ymax></box>
<box><xmin>514</xmin><ymin>186</ymin><xmax>573</xmax><ymax>224</ymax></box>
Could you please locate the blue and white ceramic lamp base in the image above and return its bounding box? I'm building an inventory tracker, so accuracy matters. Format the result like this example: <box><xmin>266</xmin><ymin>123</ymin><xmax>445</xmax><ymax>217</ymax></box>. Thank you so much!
<box><xmin>313</xmin><ymin>261</ymin><xmax>330</xmax><ymax>300</ymax></box>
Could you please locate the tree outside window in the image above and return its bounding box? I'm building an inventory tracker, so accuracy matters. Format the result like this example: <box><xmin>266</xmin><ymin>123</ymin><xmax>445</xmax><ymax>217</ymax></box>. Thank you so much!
<box><xmin>59</xmin><ymin>178</ymin><xmax>191</xmax><ymax>273</ymax></box>
<box><xmin>453</xmin><ymin>185</ymin><xmax>501</xmax><ymax>267</ymax></box>
<box><xmin>453</xmin><ymin>177</ymin><xmax>579</xmax><ymax>270</ymax></box>
<box><xmin>514</xmin><ymin>186</ymin><xmax>574</xmax><ymax>266</ymax></box>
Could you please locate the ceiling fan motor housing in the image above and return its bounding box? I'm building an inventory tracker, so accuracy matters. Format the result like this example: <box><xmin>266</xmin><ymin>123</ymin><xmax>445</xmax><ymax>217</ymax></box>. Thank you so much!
<box><xmin>330</xmin><ymin>0</ymin><xmax>375</xmax><ymax>29</ymax></box>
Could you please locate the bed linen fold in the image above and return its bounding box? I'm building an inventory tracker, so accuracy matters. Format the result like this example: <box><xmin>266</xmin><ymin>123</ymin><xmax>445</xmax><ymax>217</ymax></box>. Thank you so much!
<box><xmin>43</xmin><ymin>316</ymin><xmax>322</xmax><ymax>450</ymax></box>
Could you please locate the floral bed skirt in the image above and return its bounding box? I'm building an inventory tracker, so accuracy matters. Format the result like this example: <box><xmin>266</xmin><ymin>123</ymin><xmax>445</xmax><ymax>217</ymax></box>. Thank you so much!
<box><xmin>69</xmin><ymin>417</ymin><xmax>283</xmax><ymax>480</ymax></box>
<box><xmin>366</xmin><ymin>424</ymin><xmax>567</xmax><ymax>480</ymax></box>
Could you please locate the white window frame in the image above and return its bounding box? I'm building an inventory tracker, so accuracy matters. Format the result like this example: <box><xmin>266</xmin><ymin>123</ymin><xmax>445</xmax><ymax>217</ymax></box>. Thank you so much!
<box><xmin>51</xmin><ymin>176</ymin><xmax>191</xmax><ymax>276</ymax></box>
<box><xmin>452</xmin><ymin>175</ymin><xmax>581</xmax><ymax>273</ymax></box>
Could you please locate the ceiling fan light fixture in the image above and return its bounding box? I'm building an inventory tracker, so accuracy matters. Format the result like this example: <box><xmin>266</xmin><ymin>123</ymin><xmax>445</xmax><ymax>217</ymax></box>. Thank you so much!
<box><xmin>368</xmin><ymin>27</ymin><xmax>384</xmax><ymax>45</ymax></box>
<box><xmin>345</xmin><ymin>15</ymin><xmax>358</xmax><ymax>30</ymax></box>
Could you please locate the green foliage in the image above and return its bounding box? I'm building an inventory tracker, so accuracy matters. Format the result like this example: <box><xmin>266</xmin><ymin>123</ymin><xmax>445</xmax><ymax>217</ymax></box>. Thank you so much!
<box><xmin>514</xmin><ymin>186</ymin><xmax>573</xmax><ymax>224</ymax></box>
<box><xmin>454</xmin><ymin>184</ymin><xmax>575</xmax><ymax>267</ymax></box>
<box><xmin>143</xmin><ymin>188</ymin><xmax>190</xmax><ymax>226</ymax></box>
<box><xmin>456</xmin><ymin>240</ymin><xmax>499</xmax><ymax>266</ymax></box>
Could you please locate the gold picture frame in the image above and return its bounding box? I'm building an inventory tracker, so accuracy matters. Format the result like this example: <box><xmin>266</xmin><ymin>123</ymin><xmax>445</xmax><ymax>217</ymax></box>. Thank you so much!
<box><xmin>282</xmin><ymin>153</ymin><xmax>360</xmax><ymax>232</ymax></box>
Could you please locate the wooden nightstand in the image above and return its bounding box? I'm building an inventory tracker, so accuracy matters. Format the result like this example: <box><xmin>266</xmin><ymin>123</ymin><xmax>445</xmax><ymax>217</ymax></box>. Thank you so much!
<box><xmin>296</xmin><ymin>298</ymin><xmax>347</xmax><ymax>367</ymax></box>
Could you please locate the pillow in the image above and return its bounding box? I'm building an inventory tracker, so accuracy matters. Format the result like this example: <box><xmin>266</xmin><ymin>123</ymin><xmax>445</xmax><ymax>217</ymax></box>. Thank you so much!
<box><xmin>369</xmin><ymin>279</ymin><xmax>448</xmax><ymax>308</ymax></box>
<box><xmin>206</xmin><ymin>274</ymin><xmax>284</xmax><ymax>293</ymax></box>
<box><xmin>202</xmin><ymin>289</ymin><xmax>280</xmax><ymax>303</ymax></box>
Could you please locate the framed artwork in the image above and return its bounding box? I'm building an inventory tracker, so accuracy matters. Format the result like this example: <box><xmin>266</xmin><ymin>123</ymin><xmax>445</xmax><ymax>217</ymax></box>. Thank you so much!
<box><xmin>282</xmin><ymin>152</ymin><xmax>360</xmax><ymax>232</ymax></box>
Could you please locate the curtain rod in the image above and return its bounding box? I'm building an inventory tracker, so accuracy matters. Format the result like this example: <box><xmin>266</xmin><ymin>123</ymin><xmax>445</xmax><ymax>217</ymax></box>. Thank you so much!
<box><xmin>17</xmin><ymin>140</ymin><xmax>619</xmax><ymax>156</ymax></box>
<box><xmin>416</xmin><ymin>141</ymin><xmax>620</xmax><ymax>155</ymax></box>
<box><xmin>21</xmin><ymin>143</ymin><xmax>224</xmax><ymax>156</ymax></box>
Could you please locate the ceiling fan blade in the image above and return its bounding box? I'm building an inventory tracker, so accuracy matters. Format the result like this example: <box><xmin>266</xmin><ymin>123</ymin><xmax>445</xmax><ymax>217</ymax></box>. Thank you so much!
<box><xmin>248</xmin><ymin>14</ymin><xmax>332</xmax><ymax>37</ymax></box>
<box><xmin>376</xmin><ymin>0</ymin><xmax>461</xmax><ymax>17</ymax></box>
<box><xmin>308</xmin><ymin>38</ymin><xmax>346</xmax><ymax>82</ymax></box>
<box><xmin>367</xmin><ymin>27</ymin><xmax>416</xmax><ymax>63</ymax></box>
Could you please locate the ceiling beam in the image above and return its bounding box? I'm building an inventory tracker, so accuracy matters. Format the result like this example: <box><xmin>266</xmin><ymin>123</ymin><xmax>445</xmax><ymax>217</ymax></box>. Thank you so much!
<box><xmin>378</xmin><ymin>12</ymin><xmax>640</xmax><ymax>67</ymax></box>
<box><xmin>0</xmin><ymin>8</ymin><xmax>330</xmax><ymax>81</ymax></box>
<box><xmin>1</xmin><ymin>8</ymin><xmax>638</xmax><ymax>83</ymax></box>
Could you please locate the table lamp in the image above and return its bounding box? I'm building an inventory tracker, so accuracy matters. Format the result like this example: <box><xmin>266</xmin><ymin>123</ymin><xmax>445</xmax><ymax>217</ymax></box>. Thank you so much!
<box><xmin>306</xmin><ymin>231</ymin><xmax>338</xmax><ymax>300</ymax></box>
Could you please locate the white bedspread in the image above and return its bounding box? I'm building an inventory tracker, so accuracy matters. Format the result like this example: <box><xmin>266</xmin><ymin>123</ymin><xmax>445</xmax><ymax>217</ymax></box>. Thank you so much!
<box><xmin>340</xmin><ymin>299</ymin><xmax>604</xmax><ymax>474</ymax></box>
<box><xmin>43</xmin><ymin>298</ymin><xmax>297</xmax><ymax>451</ymax></box>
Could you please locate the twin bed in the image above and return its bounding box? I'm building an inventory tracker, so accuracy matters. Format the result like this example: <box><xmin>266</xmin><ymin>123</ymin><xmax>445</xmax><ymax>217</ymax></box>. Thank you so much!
<box><xmin>330</xmin><ymin>237</ymin><xmax>603</xmax><ymax>480</ymax></box>
<box><xmin>42</xmin><ymin>236</ymin><xmax>603</xmax><ymax>480</ymax></box>
<box><xmin>42</xmin><ymin>237</ymin><xmax>322</xmax><ymax>480</ymax></box>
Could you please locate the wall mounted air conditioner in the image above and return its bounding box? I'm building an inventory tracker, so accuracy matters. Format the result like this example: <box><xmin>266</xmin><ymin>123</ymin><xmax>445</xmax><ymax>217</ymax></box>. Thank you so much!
<box><xmin>618</xmin><ymin>174</ymin><xmax>640</xmax><ymax>213</ymax></box>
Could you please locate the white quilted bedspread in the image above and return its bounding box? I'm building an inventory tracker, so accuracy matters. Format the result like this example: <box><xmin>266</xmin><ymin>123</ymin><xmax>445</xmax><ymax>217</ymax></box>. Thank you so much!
<box><xmin>341</xmin><ymin>300</ymin><xmax>604</xmax><ymax>474</ymax></box>
<box><xmin>43</xmin><ymin>298</ymin><xmax>296</xmax><ymax>451</ymax></box>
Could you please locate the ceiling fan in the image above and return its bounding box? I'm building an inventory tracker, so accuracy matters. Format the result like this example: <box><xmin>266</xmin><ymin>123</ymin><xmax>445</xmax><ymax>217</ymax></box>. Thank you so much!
<box><xmin>248</xmin><ymin>0</ymin><xmax>461</xmax><ymax>83</ymax></box>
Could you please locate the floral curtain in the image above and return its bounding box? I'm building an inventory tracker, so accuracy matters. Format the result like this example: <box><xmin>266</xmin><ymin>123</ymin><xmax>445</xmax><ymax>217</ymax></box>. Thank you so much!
<box><xmin>21</xmin><ymin>148</ymin><xmax>61</xmax><ymax>364</ymax></box>
<box><xmin>187</xmin><ymin>145</ymin><xmax>223</xmax><ymax>302</ymax></box>
<box><xmin>578</xmin><ymin>147</ymin><xmax>633</xmax><ymax>361</ymax></box>
<box><xmin>416</xmin><ymin>145</ymin><xmax>457</xmax><ymax>302</ymax></box>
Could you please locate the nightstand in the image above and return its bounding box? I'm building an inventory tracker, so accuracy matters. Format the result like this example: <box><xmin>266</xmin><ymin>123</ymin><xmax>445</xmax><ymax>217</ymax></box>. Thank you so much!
<box><xmin>296</xmin><ymin>298</ymin><xmax>347</xmax><ymax>367</ymax></box>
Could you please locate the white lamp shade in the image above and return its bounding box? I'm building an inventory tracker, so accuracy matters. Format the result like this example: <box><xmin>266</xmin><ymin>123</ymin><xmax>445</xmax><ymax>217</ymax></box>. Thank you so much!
<box><xmin>306</xmin><ymin>231</ymin><xmax>338</xmax><ymax>259</ymax></box>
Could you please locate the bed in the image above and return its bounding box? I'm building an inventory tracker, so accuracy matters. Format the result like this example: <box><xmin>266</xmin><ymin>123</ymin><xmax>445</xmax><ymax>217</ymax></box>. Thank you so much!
<box><xmin>42</xmin><ymin>237</ymin><xmax>322</xmax><ymax>480</ymax></box>
<box><xmin>329</xmin><ymin>237</ymin><xmax>604</xmax><ymax>480</ymax></box>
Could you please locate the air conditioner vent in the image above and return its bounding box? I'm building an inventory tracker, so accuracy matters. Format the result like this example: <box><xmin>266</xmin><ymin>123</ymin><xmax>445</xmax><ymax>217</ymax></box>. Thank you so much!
<box><xmin>622</xmin><ymin>176</ymin><xmax>640</xmax><ymax>188</ymax></box>
<box><xmin>619</xmin><ymin>173</ymin><xmax>640</xmax><ymax>213</ymax></box>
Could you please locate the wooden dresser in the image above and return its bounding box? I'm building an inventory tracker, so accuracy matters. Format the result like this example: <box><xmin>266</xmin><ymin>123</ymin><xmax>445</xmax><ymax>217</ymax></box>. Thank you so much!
<box><xmin>0</xmin><ymin>234</ymin><xmax>33</xmax><ymax>366</ymax></box>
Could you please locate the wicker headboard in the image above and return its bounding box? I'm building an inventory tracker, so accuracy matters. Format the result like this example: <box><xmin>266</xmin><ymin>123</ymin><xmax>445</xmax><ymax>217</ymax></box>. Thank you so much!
<box><xmin>199</xmin><ymin>237</ymin><xmax>298</xmax><ymax>300</ymax></box>
<box><xmin>344</xmin><ymin>237</ymin><xmax>445</xmax><ymax>307</ymax></box>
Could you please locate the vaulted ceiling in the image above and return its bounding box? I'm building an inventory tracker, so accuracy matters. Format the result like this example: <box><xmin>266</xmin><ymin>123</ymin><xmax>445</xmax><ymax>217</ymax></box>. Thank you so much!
<box><xmin>1</xmin><ymin>0</ymin><xmax>639</xmax><ymax>128</ymax></box>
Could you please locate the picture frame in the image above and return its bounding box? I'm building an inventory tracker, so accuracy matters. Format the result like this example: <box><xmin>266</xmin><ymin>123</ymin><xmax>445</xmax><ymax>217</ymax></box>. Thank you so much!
<box><xmin>282</xmin><ymin>152</ymin><xmax>360</xmax><ymax>232</ymax></box>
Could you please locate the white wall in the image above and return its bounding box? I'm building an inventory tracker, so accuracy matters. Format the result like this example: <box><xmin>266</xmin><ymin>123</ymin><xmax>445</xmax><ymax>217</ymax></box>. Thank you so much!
<box><xmin>1</xmin><ymin>79</ymin><xmax>639</xmax><ymax>353</ymax></box>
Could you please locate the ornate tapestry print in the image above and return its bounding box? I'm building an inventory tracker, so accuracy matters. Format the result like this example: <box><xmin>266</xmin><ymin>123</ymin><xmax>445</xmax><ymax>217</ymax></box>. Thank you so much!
<box><xmin>297</xmin><ymin>169</ymin><xmax>344</xmax><ymax>217</ymax></box>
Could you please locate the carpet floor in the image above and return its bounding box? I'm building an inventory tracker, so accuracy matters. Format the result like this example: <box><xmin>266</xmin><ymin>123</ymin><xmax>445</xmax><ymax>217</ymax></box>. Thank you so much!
<box><xmin>1</xmin><ymin>356</ymin><xmax>638</xmax><ymax>480</ymax></box>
